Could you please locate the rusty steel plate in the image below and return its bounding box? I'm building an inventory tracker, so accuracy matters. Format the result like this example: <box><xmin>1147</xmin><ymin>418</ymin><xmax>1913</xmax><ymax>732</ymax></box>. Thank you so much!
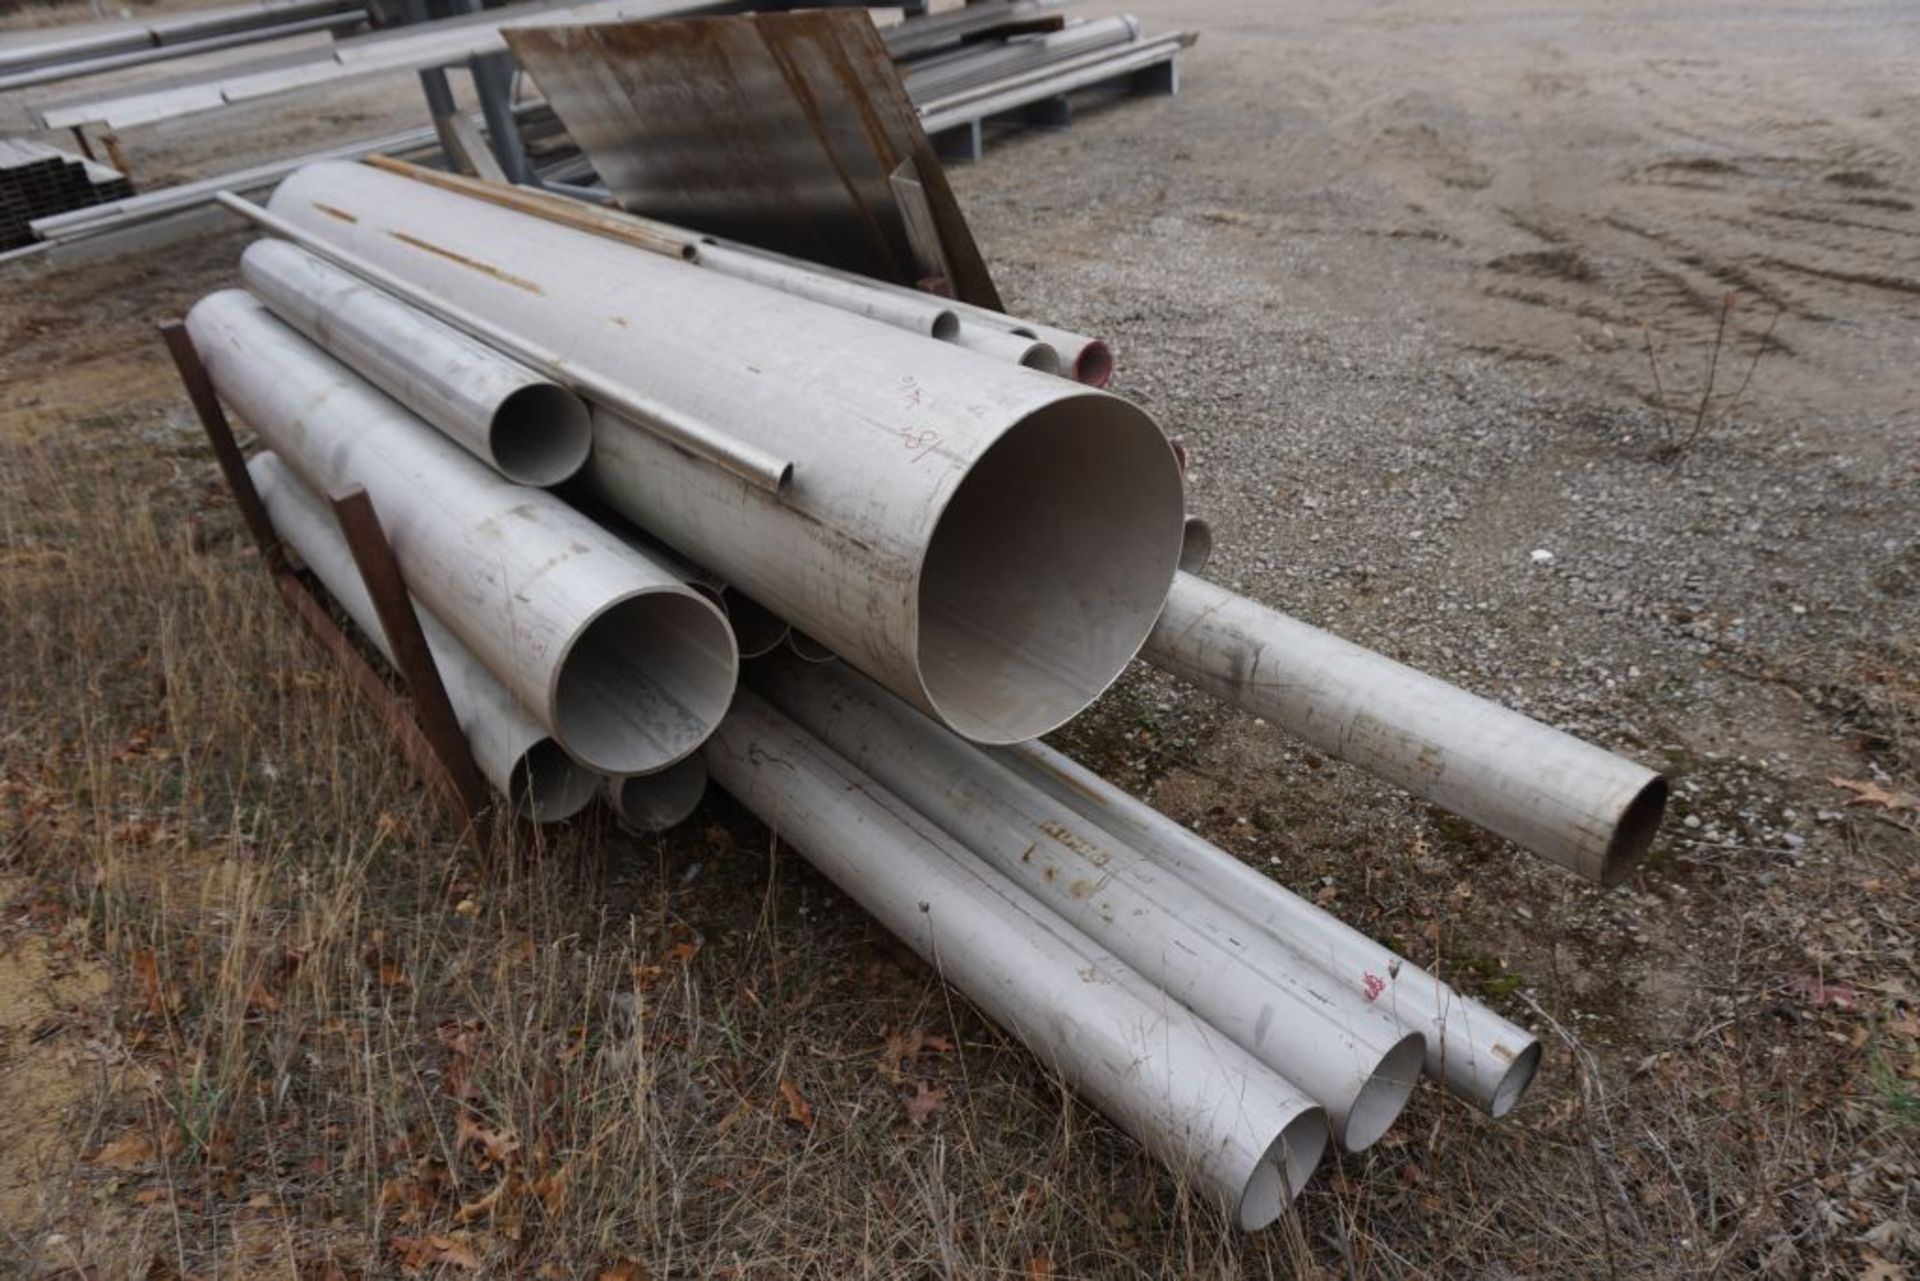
<box><xmin>505</xmin><ymin>10</ymin><xmax>1000</xmax><ymax>308</ymax></box>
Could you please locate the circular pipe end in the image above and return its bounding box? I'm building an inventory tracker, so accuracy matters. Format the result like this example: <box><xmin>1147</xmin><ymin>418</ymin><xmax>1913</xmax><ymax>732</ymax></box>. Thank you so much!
<box><xmin>788</xmin><ymin>630</ymin><xmax>837</xmax><ymax>663</ymax></box>
<box><xmin>1073</xmin><ymin>340</ymin><xmax>1115</xmax><ymax>388</ymax></box>
<box><xmin>1597</xmin><ymin>773</ymin><xmax>1670</xmax><ymax>887</ymax></box>
<box><xmin>1177</xmin><ymin>516</ymin><xmax>1214</xmax><ymax>575</ymax></box>
<box><xmin>929</xmin><ymin>310</ymin><xmax>961</xmax><ymax>342</ymax></box>
<box><xmin>490</xmin><ymin>383</ymin><xmax>593</xmax><ymax>487</ymax></box>
<box><xmin>1340</xmin><ymin>1031</ymin><xmax>1428</xmax><ymax>1152</ymax></box>
<box><xmin>607</xmin><ymin>754</ymin><xmax>709</xmax><ymax>832</ymax></box>
<box><xmin>1019</xmin><ymin>341</ymin><xmax>1063</xmax><ymax>375</ymax></box>
<box><xmin>552</xmin><ymin>587</ymin><xmax>738</xmax><ymax>775</ymax></box>
<box><xmin>509</xmin><ymin>739</ymin><xmax>598</xmax><ymax>823</ymax></box>
<box><xmin>1487</xmin><ymin>1038</ymin><xmax>1543</xmax><ymax>1120</ymax></box>
<box><xmin>915</xmin><ymin>393</ymin><xmax>1184</xmax><ymax>744</ymax></box>
<box><xmin>1239</xmin><ymin>1108</ymin><xmax>1330</xmax><ymax>1229</ymax></box>
<box><xmin>722</xmin><ymin>589</ymin><xmax>790</xmax><ymax>659</ymax></box>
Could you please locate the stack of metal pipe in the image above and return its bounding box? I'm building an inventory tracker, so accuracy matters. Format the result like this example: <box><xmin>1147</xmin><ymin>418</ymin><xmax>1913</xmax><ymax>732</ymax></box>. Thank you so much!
<box><xmin>184</xmin><ymin>157</ymin><xmax>1667</xmax><ymax>1228</ymax></box>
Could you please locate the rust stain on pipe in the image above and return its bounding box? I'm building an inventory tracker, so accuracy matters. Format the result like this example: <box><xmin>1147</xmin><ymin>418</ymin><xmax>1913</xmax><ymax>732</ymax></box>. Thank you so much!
<box><xmin>388</xmin><ymin>230</ymin><xmax>545</xmax><ymax>294</ymax></box>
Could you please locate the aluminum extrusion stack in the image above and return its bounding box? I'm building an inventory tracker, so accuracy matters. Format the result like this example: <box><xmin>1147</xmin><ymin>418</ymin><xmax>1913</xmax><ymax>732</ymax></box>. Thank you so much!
<box><xmin>176</xmin><ymin>157</ymin><xmax>1669</xmax><ymax>1233</ymax></box>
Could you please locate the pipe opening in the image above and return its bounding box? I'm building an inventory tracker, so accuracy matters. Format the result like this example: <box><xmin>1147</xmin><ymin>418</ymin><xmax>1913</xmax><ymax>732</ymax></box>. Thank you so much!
<box><xmin>721</xmin><ymin>589</ymin><xmax>789</xmax><ymax>659</ymax></box>
<box><xmin>491</xmin><ymin>382</ymin><xmax>593</xmax><ymax>487</ymax></box>
<box><xmin>609</xmin><ymin>754</ymin><xmax>709</xmax><ymax>832</ymax></box>
<box><xmin>916</xmin><ymin>393</ymin><xmax>1183</xmax><ymax>744</ymax></box>
<box><xmin>1177</xmin><ymin>516</ymin><xmax>1214</xmax><ymax>575</ymax></box>
<box><xmin>788</xmin><ymin>630</ymin><xmax>837</xmax><ymax>663</ymax></box>
<box><xmin>1488</xmin><ymin>1038</ymin><xmax>1543</xmax><ymax>1120</ymax></box>
<box><xmin>1019</xmin><ymin>341</ymin><xmax>1063</xmax><ymax>375</ymax></box>
<box><xmin>1073</xmin><ymin>340</ymin><xmax>1115</xmax><ymax>388</ymax></box>
<box><xmin>1239</xmin><ymin>1109</ymin><xmax>1329</xmax><ymax>1229</ymax></box>
<box><xmin>929</xmin><ymin>311</ymin><xmax>961</xmax><ymax>342</ymax></box>
<box><xmin>1341</xmin><ymin>1030</ymin><xmax>1427</xmax><ymax>1152</ymax></box>
<box><xmin>509</xmin><ymin>739</ymin><xmax>598</xmax><ymax>823</ymax></box>
<box><xmin>553</xmin><ymin>588</ymin><xmax>737</xmax><ymax>774</ymax></box>
<box><xmin>1598</xmin><ymin>774</ymin><xmax>1669</xmax><ymax>887</ymax></box>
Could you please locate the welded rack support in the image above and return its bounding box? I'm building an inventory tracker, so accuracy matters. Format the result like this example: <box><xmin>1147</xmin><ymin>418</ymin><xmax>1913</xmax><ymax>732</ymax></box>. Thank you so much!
<box><xmin>160</xmin><ymin>320</ymin><xmax>491</xmax><ymax>828</ymax></box>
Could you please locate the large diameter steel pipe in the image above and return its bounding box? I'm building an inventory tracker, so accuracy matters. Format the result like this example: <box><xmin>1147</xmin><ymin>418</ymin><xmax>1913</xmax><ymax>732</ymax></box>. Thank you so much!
<box><xmin>187</xmin><ymin>290</ymin><xmax>737</xmax><ymax>775</ymax></box>
<box><xmin>266</xmin><ymin>162</ymin><xmax>1182</xmax><ymax>743</ymax></box>
<box><xmin>754</xmin><ymin>658</ymin><xmax>1426</xmax><ymax>1152</ymax></box>
<box><xmin>998</xmin><ymin>740</ymin><xmax>1544</xmax><ymax>1119</ymax></box>
<box><xmin>1146</xmin><ymin>574</ymin><xmax>1668</xmax><ymax>885</ymax></box>
<box><xmin>708</xmin><ymin>692</ymin><xmax>1330</xmax><ymax>1227</ymax></box>
<box><xmin>248</xmin><ymin>452</ymin><xmax>598</xmax><ymax>823</ymax></box>
<box><xmin>239</xmin><ymin>239</ymin><xmax>591</xmax><ymax>487</ymax></box>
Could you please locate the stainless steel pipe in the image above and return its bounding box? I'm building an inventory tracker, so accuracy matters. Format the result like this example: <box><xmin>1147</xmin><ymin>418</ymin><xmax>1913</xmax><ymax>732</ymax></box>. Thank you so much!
<box><xmin>248</xmin><ymin>452</ymin><xmax>597</xmax><ymax>822</ymax></box>
<box><xmin>187</xmin><ymin>290</ymin><xmax>737</xmax><ymax>775</ymax></box>
<box><xmin>268</xmin><ymin>163</ymin><xmax>1182</xmax><ymax>744</ymax></box>
<box><xmin>690</xmin><ymin>242</ymin><xmax>960</xmax><ymax>342</ymax></box>
<box><xmin>754</xmin><ymin>658</ymin><xmax>1427</xmax><ymax>1151</ymax></box>
<box><xmin>1145</xmin><ymin>573</ymin><xmax>1668</xmax><ymax>885</ymax></box>
<box><xmin>605</xmin><ymin>755</ymin><xmax>708</xmax><ymax>833</ymax></box>
<box><xmin>707</xmin><ymin>692</ymin><xmax>1330</xmax><ymax>1227</ymax></box>
<box><xmin>951</xmin><ymin>324</ymin><xmax>1061</xmax><ymax>374</ymax></box>
<box><xmin>997</xmin><ymin>740</ymin><xmax>1544</xmax><ymax>1118</ymax></box>
<box><xmin>240</xmin><ymin>239</ymin><xmax>591</xmax><ymax>487</ymax></box>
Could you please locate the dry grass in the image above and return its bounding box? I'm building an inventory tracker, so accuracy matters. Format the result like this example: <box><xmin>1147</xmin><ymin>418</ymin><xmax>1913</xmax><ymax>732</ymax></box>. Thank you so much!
<box><xmin>2</xmin><ymin>246</ymin><xmax>1916</xmax><ymax>1279</ymax></box>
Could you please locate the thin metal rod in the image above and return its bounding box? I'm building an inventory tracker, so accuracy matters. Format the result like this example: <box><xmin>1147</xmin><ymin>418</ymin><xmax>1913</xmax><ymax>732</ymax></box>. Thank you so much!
<box><xmin>330</xmin><ymin>486</ymin><xmax>490</xmax><ymax>823</ymax></box>
<box><xmin>212</xmin><ymin>191</ymin><xmax>792</xmax><ymax>495</ymax></box>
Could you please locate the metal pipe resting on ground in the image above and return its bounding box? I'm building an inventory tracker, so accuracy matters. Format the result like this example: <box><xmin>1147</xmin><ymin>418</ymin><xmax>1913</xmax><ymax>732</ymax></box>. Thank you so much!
<box><xmin>239</xmin><ymin>239</ymin><xmax>591</xmax><ymax>486</ymax></box>
<box><xmin>996</xmin><ymin>740</ymin><xmax>1544</xmax><ymax>1118</ymax></box>
<box><xmin>1144</xmin><ymin>573</ymin><xmax>1668</xmax><ymax>885</ymax></box>
<box><xmin>214</xmin><ymin>191</ymin><xmax>791</xmax><ymax>495</ymax></box>
<box><xmin>187</xmin><ymin>290</ymin><xmax>738</xmax><ymax>775</ymax></box>
<box><xmin>754</xmin><ymin>657</ymin><xmax>1426</xmax><ymax>1151</ymax></box>
<box><xmin>248</xmin><ymin>452</ymin><xmax>597</xmax><ymax>822</ymax></box>
<box><xmin>706</xmin><ymin>691</ymin><xmax>1330</xmax><ymax>1228</ymax></box>
<box><xmin>1178</xmin><ymin>515</ymin><xmax>1214</xmax><ymax>574</ymax></box>
<box><xmin>604</xmin><ymin>755</ymin><xmax>708</xmax><ymax>833</ymax></box>
<box><xmin>260</xmin><ymin>164</ymin><xmax>1184</xmax><ymax>744</ymax></box>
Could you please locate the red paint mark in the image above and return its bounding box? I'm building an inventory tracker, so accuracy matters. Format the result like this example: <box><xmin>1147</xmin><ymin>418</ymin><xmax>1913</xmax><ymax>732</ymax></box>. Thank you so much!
<box><xmin>1362</xmin><ymin>972</ymin><xmax>1387</xmax><ymax>1002</ymax></box>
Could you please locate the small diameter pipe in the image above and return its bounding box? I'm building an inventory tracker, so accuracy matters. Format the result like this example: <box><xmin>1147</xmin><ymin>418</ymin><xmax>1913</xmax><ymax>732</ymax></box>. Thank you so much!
<box><xmin>266</xmin><ymin>164</ymin><xmax>1182</xmax><ymax>744</ymax></box>
<box><xmin>1145</xmin><ymin>574</ymin><xmax>1668</xmax><ymax>885</ymax></box>
<box><xmin>604</xmin><ymin>754</ymin><xmax>708</xmax><ymax>833</ymax></box>
<box><xmin>1178</xmin><ymin>516</ymin><xmax>1214</xmax><ymax>575</ymax></box>
<box><xmin>188</xmin><ymin>291</ymin><xmax>737</xmax><ymax>775</ymax></box>
<box><xmin>692</xmin><ymin>242</ymin><xmax>960</xmax><ymax>342</ymax></box>
<box><xmin>951</xmin><ymin>323</ymin><xmax>1061</xmax><ymax>374</ymax></box>
<box><xmin>720</xmin><ymin>588</ymin><xmax>789</xmax><ymax>660</ymax></box>
<box><xmin>997</xmin><ymin>740</ymin><xmax>1544</xmax><ymax>1119</ymax></box>
<box><xmin>755</xmin><ymin>658</ymin><xmax>1426</xmax><ymax>1151</ymax></box>
<box><xmin>708</xmin><ymin>691</ymin><xmax>1330</xmax><ymax>1227</ymax></box>
<box><xmin>249</xmin><ymin>453</ymin><xmax>597</xmax><ymax>822</ymax></box>
<box><xmin>786</xmin><ymin>630</ymin><xmax>837</xmax><ymax>664</ymax></box>
<box><xmin>214</xmin><ymin>191</ymin><xmax>792</xmax><ymax>496</ymax></box>
<box><xmin>240</xmin><ymin>239</ymin><xmax>591</xmax><ymax>486</ymax></box>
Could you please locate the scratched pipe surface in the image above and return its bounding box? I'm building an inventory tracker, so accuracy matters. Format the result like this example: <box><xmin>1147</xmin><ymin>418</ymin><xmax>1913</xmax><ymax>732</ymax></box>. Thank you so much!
<box><xmin>754</xmin><ymin>656</ymin><xmax>1426</xmax><ymax>1152</ymax></box>
<box><xmin>997</xmin><ymin>739</ymin><xmax>1544</xmax><ymax>1119</ymax></box>
<box><xmin>270</xmin><ymin>161</ymin><xmax>1179</xmax><ymax>744</ymax></box>
<box><xmin>240</xmin><ymin>240</ymin><xmax>591</xmax><ymax>487</ymax></box>
<box><xmin>707</xmin><ymin>691</ymin><xmax>1330</xmax><ymax>1228</ymax></box>
<box><xmin>604</xmin><ymin>754</ymin><xmax>707</xmax><ymax>833</ymax></box>
<box><xmin>1145</xmin><ymin>573</ymin><xmax>1668</xmax><ymax>885</ymax></box>
<box><xmin>249</xmin><ymin>452</ymin><xmax>597</xmax><ymax>822</ymax></box>
<box><xmin>188</xmin><ymin>290</ymin><xmax>738</xmax><ymax>775</ymax></box>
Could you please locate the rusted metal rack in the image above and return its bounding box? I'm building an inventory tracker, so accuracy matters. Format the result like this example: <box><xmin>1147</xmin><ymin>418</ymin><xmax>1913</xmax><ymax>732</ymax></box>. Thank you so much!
<box><xmin>160</xmin><ymin>320</ymin><xmax>490</xmax><ymax>827</ymax></box>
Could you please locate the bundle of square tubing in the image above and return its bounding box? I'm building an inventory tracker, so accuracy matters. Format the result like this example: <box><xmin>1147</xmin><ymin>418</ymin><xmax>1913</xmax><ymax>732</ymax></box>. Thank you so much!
<box><xmin>181</xmin><ymin>156</ymin><xmax>1668</xmax><ymax>1227</ymax></box>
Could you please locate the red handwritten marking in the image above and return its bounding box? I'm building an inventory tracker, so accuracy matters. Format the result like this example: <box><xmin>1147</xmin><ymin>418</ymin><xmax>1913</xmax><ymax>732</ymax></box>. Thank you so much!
<box><xmin>1362</xmin><ymin>972</ymin><xmax>1386</xmax><ymax>1002</ymax></box>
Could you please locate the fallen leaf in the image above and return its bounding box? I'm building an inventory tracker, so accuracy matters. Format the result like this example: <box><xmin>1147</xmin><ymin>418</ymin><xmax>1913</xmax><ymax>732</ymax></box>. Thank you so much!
<box><xmin>388</xmin><ymin>1234</ymin><xmax>482</xmax><ymax>1273</ymax></box>
<box><xmin>600</xmin><ymin>1260</ymin><xmax>653</xmax><ymax>1281</ymax></box>
<box><xmin>90</xmin><ymin>1129</ymin><xmax>155</xmax><ymax>1170</ymax></box>
<box><xmin>778</xmin><ymin>1079</ymin><xmax>813</xmax><ymax>1130</ymax></box>
<box><xmin>455</xmin><ymin>1175</ymin><xmax>516</xmax><ymax>1224</ymax></box>
<box><xmin>905</xmin><ymin>1082</ymin><xmax>949</xmax><ymax>1127</ymax></box>
<box><xmin>456</xmin><ymin>1114</ymin><xmax>519</xmax><ymax>1168</ymax></box>
<box><xmin>1829</xmin><ymin>776</ymin><xmax>1917</xmax><ymax>812</ymax></box>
